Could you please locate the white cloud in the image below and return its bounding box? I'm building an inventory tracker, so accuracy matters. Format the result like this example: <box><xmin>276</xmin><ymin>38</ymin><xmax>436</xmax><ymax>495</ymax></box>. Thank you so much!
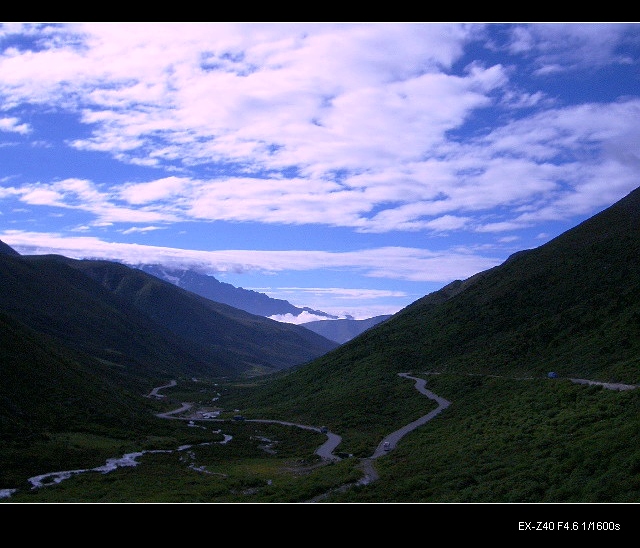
<box><xmin>1</xmin><ymin>24</ymin><xmax>638</xmax><ymax>237</ymax></box>
<box><xmin>514</xmin><ymin>23</ymin><xmax>636</xmax><ymax>74</ymax></box>
<box><xmin>265</xmin><ymin>286</ymin><xmax>408</xmax><ymax>300</ymax></box>
<box><xmin>0</xmin><ymin>117</ymin><xmax>29</xmax><ymax>134</ymax></box>
<box><xmin>121</xmin><ymin>226</ymin><xmax>164</xmax><ymax>235</ymax></box>
<box><xmin>119</xmin><ymin>177</ymin><xmax>192</xmax><ymax>204</ymax></box>
<box><xmin>269</xmin><ymin>311</ymin><xmax>342</xmax><ymax>324</ymax></box>
<box><xmin>0</xmin><ymin>231</ymin><xmax>502</xmax><ymax>284</ymax></box>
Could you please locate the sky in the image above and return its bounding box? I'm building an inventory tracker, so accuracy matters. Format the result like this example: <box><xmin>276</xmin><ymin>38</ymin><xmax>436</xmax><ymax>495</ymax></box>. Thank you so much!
<box><xmin>1</xmin><ymin>22</ymin><xmax>640</xmax><ymax>323</ymax></box>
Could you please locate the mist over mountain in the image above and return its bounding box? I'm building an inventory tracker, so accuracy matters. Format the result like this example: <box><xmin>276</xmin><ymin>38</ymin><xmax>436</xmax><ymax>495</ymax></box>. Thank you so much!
<box><xmin>137</xmin><ymin>264</ymin><xmax>339</xmax><ymax>320</ymax></box>
<box><xmin>136</xmin><ymin>263</ymin><xmax>385</xmax><ymax>342</ymax></box>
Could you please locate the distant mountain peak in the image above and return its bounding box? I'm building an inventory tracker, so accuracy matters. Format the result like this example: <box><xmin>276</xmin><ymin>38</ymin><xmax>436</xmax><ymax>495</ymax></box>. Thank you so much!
<box><xmin>135</xmin><ymin>263</ymin><xmax>339</xmax><ymax>320</ymax></box>
<box><xmin>301</xmin><ymin>314</ymin><xmax>392</xmax><ymax>344</ymax></box>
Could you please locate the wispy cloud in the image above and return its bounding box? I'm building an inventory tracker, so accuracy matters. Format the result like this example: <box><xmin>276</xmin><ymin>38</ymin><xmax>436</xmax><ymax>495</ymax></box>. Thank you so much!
<box><xmin>0</xmin><ymin>116</ymin><xmax>29</xmax><ymax>134</ymax></box>
<box><xmin>0</xmin><ymin>230</ymin><xmax>502</xmax><ymax>283</ymax></box>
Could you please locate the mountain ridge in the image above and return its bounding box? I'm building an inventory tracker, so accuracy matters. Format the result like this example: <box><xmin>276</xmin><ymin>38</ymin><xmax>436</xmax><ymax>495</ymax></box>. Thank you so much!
<box><xmin>137</xmin><ymin>264</ymin><xmax>339</xmax><ymax>320</ymax></box>
<box><xmin>136</xmin><ymin>263</ymin><xmax>388</xmax><ymax>342</ymax></box>
<box><xmin>301</xmin><ymin>314</ymin><xmax>392</xmax><ymax>344</ymax></box>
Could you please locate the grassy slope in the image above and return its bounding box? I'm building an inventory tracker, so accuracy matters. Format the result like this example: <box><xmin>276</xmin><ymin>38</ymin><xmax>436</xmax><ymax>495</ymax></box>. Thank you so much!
<box><xmin>65</xmin><ymin>258</ymin><xmax>339</xmax><ymax>374</ymax></box>
<box><xmin>212</xmin><ymin>187</ymin><xmax>640</xmax><ymax>501</ymax></box>
<box><xmin>0</xmin><ymin>254</ymin><xmax>215</xmax><ymax>379</ymax></box>
<box><xmin>3</xmin><ymin>187</ymin><xmax>640</xmax><ymax>502</ymax></box>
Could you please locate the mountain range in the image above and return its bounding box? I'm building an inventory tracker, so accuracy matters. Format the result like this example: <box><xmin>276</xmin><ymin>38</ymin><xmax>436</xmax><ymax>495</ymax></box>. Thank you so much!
<box><xmin>135</xmin><ymin>263</ymin><xmax>390</xmax><ymax>343</ymax></box>
<box><xmin>2</xmin><ymin>185</ymin><xmax>640</xmax><ymax>503</ymax></box>
<box><xmin>137</xmin><ymin>263</ymin><xmax>339</xmax><ymax>320</ymax></box>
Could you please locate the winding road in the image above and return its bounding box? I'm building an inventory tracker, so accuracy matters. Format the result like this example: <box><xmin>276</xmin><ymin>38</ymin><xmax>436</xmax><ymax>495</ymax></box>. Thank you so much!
<box><xmin>3</xmin><ymin>372</ymin><xmax>633</xmax><ymax>501</ymax></box>
<box><xmin>152</xmin><ymin>372</ymin><xmax>637</xmax><ymax>498</ymax></box>
<box><xmin>314</xmin><ymin>373</ymin><xmax>451</xmax><ymax>497</ymax></box>
<box><xmin>150</xmin><ymin>372</ymin><xmax>636</xmax><ymax>473</ymax></box>
<box><xmin>151</xmin><ymin>372</ymin><xmax>452</xmax><ymax>500</ymax></box>
<box><xmin>372</xmin><ymin>373</ymin><xmax>451</xmax><ymax>457</ymax></box>
<box><xmin>146</xmin><ymin>380</ymin><xmax>177</xmax><ymax>399</ymax></box>
<box><xmin>153</xmin><ymin>372</ymin><xmax>451</xmax><ymax>467</ymax></box>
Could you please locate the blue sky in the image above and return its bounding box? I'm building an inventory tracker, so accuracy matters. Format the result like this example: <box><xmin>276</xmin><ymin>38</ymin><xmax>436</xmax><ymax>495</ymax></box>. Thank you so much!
<box><xmin>1</xmin><ymin>22</ymin><xmax>639</xmax><ymax>322</ymax></box>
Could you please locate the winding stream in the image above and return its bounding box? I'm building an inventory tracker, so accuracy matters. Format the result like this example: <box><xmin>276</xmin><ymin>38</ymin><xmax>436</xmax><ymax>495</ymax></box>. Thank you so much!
<box><xmin>4</xmin><ymin>372</ymin><xmax>622</xmax><ymax>501</ymax></box>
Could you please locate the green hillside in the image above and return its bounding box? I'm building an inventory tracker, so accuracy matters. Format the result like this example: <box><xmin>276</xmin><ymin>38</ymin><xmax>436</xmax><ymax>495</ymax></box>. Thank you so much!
<box><xmin>0</xmin><ymin>250</ymin><xmax>338</xmax><ymax>492</ymax></box>
<box><xmin>62</xmin><ymin>258</ymin><xmax>339</xmax><ymax>375</ymax></box>
<box><xmin>2</xmin><ymin>186</ymin><xmax>640</xmax><ymax>503</ymax></box>
<box><xmin>224</xmin><ymin>185</ymin><xmax>640</xmax><ymax>411</ymax></box>
<box><xmin>0</xmin><ymin>253</ymin><xmax>209</xmax><ymax>380</ymax></box>
<box><xmin>214</xmin><ymin>185</ymin><xmax>640</xmax><ymax>502</ymax></box>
